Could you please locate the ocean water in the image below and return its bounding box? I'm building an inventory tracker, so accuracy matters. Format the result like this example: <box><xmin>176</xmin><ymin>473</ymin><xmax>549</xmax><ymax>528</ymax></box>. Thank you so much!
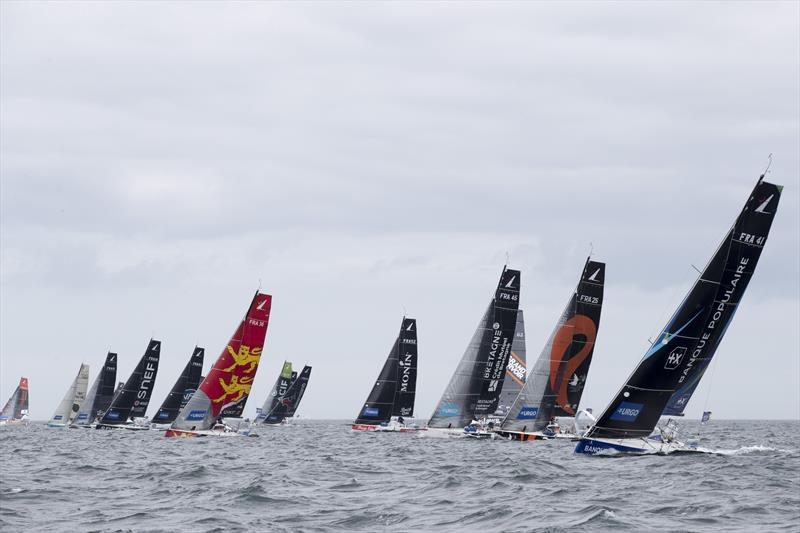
<box><xmin>1</xmin><ymin>420</ymin><xmax>798</xmax><ymax>532</ymax></box>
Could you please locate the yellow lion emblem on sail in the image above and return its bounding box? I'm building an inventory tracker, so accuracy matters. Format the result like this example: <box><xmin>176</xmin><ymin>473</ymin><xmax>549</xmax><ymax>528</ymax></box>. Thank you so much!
<box><xmin>212</xmin><ymin>375</ymin><xmax>254</xmax><ymax>405</ymax></box>
<box><xmin>222</xmin><ymin>344</ymin><xmax>262</xmax><ymax>374</ymax></box>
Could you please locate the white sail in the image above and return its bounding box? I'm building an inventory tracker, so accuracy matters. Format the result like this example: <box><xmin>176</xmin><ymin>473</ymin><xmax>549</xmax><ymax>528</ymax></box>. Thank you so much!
<box><xmin>49</xmin><ymin>364</ymin><xmax>89</xmax><ymax>427</ymax></box>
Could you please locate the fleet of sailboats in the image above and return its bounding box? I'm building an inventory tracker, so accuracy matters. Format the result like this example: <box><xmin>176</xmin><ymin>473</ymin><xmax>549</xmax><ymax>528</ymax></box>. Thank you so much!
<box><xmin>0</xmin><ymin>175</ymin><xmax>785</xmax><ymax>456</ymax></box>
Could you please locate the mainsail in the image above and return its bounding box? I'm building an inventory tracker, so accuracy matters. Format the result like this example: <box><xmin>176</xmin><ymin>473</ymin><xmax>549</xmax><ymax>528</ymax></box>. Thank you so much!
<box><xmin>0</xmin><ymin>377</ymin><xmax>29</xmax><ymax>422</ymax></box>
<box><xmin>285</xmin><ymin>365</ymin><xmax>312</xmax><ymax>417</ymax></box>
<box><xmin>354</xmin><ymin>317</ymin><xmax>418</xmax><ymax>425</ymax></box>
<box><xmin>97</xmin><ymin>340</ymin><xmax>161</xmax><ymax>425</ymax></box>
<box><xmin>168</xmin><ymin>291</ymin><xmax>272</xmax><ymax>433</ymax></box>
<box><xmin>73</xmin><ymin>352</ymin><xmax>117</xmax><ymax>426</ymax></box>
<box><xmin>258</xmin><ymin>361</ymin><xmax>293</xmax><ymax>423</ymax></box>
<box><xmin>585</xmin><ymin>177</ymin><xmax>781</xmax><ymax>440</ymax></box>
<box><xmin>502</xmin><ymin>259</ymin><xmax>605</xmax><ymax>433</ymax></box>
<box><xmin>49</xmin><ymin>364</ymin><xmax>90</xmax><ymax>426</ymax></box>
<box><xmin>495</xmin><ymin>310</ymin><xmax>527</xmax><ymax>417</ymax></box>
<box><xmin>428</xmin><ymin>268</ymin><xmax>521</xmax><ymax>428</ymax></box>
<box><xmin>260</xmin><ymin>363</ymin><xmax>313</xmax><ymax>424</ymax></box>
<box><xmin>153</xmin><ymin>347</ymin><xmax>205</xmax><ymax>424</ymax></box>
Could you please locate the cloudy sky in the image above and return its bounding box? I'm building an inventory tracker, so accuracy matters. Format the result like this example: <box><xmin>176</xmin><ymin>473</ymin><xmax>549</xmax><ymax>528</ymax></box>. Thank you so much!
<box><xmin>1</xmin><ymin>2</ymin><xmax>798</xmax><ymax>421</ymax></box>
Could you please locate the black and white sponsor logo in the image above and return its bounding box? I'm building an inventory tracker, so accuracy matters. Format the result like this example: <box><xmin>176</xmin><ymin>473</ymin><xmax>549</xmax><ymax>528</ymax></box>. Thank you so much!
<box><xmin>664</xmin><ymin>347</ymin><xmax>686</xmax><ymax>370</ymax></box>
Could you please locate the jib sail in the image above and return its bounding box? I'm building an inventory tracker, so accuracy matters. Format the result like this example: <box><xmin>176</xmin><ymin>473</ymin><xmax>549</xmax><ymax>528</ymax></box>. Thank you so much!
<box><xmin>586</xmin><ymin>177</ymin><xmax>781</xmax><ymax>440</ymax></box>
<box><xmin>73</xmin><ymin>352</ymin><xmax>117</xmax><ymax>426</ymax></box>
<box><xmin>153</xmin><ymin>347</ymin><xmax>205</xmax><ymax>424</ymax></box>
<box><xmin>98</xmin><ymin>340</ymin><xmax>161</xmax><ymax>425</ymax></box>
<box><xmin>428</xmin><ymin>268</ymin><xmax>521</xmax><ymax>428</ymax></box>
<box><xmin>49</xmin><ymin>364</ymin><xmax>90</xmax><ymax>425</ymax></box>
<box><xmin>355</xmin><ymin>317</ymin><xmax>417</xmax><ymax>425</ymax></box>
<box><xmin>502</xmin><ymin>259</ymin><xmax>605</xmax><ymax>433</ymax></box>
<box><xmin>169</xmin><ymin>291</ymin><xmax>272</xmax><ymax>432</ymax></box>
<box><xmin>0</xmin><ymin>377</ymin><xmax>29</xmax><ymax>421</ymax></box>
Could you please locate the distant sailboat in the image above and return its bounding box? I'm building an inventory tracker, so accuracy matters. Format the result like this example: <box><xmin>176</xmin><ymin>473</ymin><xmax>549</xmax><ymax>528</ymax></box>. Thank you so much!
<box><xmin>151</xmin><ymin>347</ymin><xmax>205</xmax><ymax>427</ymax></box>
<box><xmin>95</xmin><ymin>340</ymin><xmax>161</xmax><ymax>430</ymax></box>
<box><xmin>256</xmin><ymin>362</ymin><xmax>313</xmax><ymax>426</ymax></box>
<box><xmin>576</xmin><ymin>176</ymin><xmax>781</xmax><ymax>455</ymax></box>
<box><xmin>427</xmin><ymin>267</ymin><xmax>521</xmax><ymax>437</ymax></box>
<box><xmin>166</xmin><ymin>291</ymin><xmax>272</xmax><ymax>437</ymax></box>
<box><xmin>72</xmin><ymin>352</ymin><xmax>117</xmax><ymax>427</ymax></box>
<box><xmin>48</xmin><ymin>364</ymin><xmax>90</xmax><ymax>428</ymax></box>
<box><xmin>352</xmin><ymin>317</ymin><xmax>418</xmax><ymax>432</ymax></box>
<box><xmin>0</xmin><ymin>377</ymin><xmax>30</xmax><ymax>426</ymax></box>
<box><xmin>497</xmin><ymin>258</ymin><xmax>605</xmax><ymax>441</ymax></box>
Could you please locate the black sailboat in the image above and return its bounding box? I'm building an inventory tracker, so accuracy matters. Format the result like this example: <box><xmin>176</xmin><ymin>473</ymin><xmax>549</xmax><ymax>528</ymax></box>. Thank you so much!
<box><xmin>258</xmin><ymin>364</ymin><xmax>313</xmax><ymax>425</ymax></box>
<box><xmin>152</xmin><ymin>347</ymin><xmax>204</xmax><ymax>425</ymax></box>
<box><xmin>499</xmin><ymin>258</ymin><xmax>605</xmax><ymax>440</ymax></box>
<box><xmin>576</xmin><ymin>176</ymin><xmax>781</xmax><ymax>454</ymax></box>
<box><xmin>352</xmin><ymin>317</ymin><xmax>418</xmax><ymax>431</ymax></box>
<box><xmin>427</xmin><ymin>267</ymin><xmax>521</xmax><ymax>433</ymax></box>
<box><xmin>72</xmin><ymin>352</ymin><xmax>118</xmax><ymax>427</ymax></box>
<box><xmin>96</xmin><ymin>339</ymin><xmax>161</xmax><ymax>429</ymax></box>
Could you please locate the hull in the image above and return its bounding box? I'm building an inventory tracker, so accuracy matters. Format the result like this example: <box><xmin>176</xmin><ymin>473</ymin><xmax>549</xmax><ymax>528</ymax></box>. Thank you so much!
<box><xmin>164</xmin><ymin>426</ymin><xmax>249</xmax><ymax>438</ymax></box>
<box><xmin>494</xmin><ymin>430</ymin><xmax>549</xmax><ymax>441</ymax></box>
<box><xmin>420</xmin><ymin>427</ymin><xmax>469</xmax><ymax>439</ymax></box>
<box><xmin>575</xmin><ymin>436</ymin><xmax>693</xmax><ymax>455</ymax></box>
<box><xmin>47</xmin><ymin>422</ymin><xmax>69</xmax><ymax>428</ymax></box>
<box><xmin>351</xmin><ymin>423</ymin><xmax>421</xmax><ymax>433</ymax></box>
<box><xmin>95</xmin><ymin>422</ymin><xmax>150</xmax><ymax>431</ymax></box>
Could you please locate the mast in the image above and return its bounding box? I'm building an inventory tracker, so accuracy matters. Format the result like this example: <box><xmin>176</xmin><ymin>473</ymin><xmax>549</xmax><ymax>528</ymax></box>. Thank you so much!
<box><xmin>153</xmin><ymin>347</ymin><xmax>205</xmax><ymax>424</ymax></box>
<box><xmin>73</xmin><ymin>352</ymin><xmax>117</xmax><ymax>426</ymax></box>
<box><xmin>428</xmin><ymin>268</ymin><xmax>521</xmax><ymax>428</ymax></box>
<box><xmin>502</xmin><ymin>259</ymin><xmax>605</xmax><ymax>432</ymax></box>
<box><xmin>585</xmin><ymin>178</ymin><xmax>781</xmax><ymax>440</ymax></box>
<box><xmin>354</xmin><ymin>317</ymin><xmax>415</xmax><ymax>425</ymax></box>
<box><xmin>97</xmin><ymin>339</ymin><xmax>161</xmax><ymax>425</ymax></box>
<box><xmin>168</xmin><ymin>291</ymin><xmax>272</xmax><ymax>433</ymax></box>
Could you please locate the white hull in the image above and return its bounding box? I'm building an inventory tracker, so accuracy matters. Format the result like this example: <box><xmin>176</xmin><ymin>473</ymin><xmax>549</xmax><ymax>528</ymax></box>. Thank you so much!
<box><xmin>575</xmin><ymin>436</ymin><xmax>696</xmax><ymax>455</ymax></box>
<box><xmin>419</xmin><ymin>427</ymin><xmax>469</xmax><ymax>439</ymax></box>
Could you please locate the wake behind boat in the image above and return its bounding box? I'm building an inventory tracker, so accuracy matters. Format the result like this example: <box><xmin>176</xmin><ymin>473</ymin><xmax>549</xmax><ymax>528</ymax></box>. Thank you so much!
<box><xmin>425</xmin><ymin>267</ymin><xmax>521</xmax><ymax>438</ymax></box>
<box><xmin>165</xmin><ymin>291</ymin><xmax>272</xmax><ymax>438</ymax></box>
<box><xmin>352</xmin><ymin>317</ymin><xmax>419</xmax><ymax>433</ymax></box>
<box><xmin>576</xmin><ymin>176</ymin><xmax>782</xmax><ymax>455</ymax></box>
<box><xmin>496</xmin><ymin>257</ymin><xmax>605</xmax><ymax>442</ymax></box>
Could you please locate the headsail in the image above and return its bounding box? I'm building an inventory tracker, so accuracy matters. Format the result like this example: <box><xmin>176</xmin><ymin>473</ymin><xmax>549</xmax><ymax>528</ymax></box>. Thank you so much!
<box><xmin>585</xmin><ymin>178</ymin><xmax>781</xmax><ymax>440</ymax></box>
<box><xmin>153</xmin><ymin>347</ymin><xmax>205</xmax><ymax>424</ymax></box>
<box><xmin>49</xmin><ymin>364</ymin><xmax>90</xmax><ymax>426</ymax></box>
<box><xmin>0</xmin><ymin>377</ymin><xmax>29</xmax><ymax>421</ymax></box>
<box><xmin>502</xmin><ymin>259</ymin><xmax>605</xmax><ymax>433</ymax></box>
<box><xmin>355</xmin><ymin>317</ymin><xmax>417</xmax><ymax>425</ymax></box>
<box><xmin>168</xmin><ymin>291</ymin><xmax>272</xmax><ymax>433</ymax></box>
<box><xmin>97</xmin><ymin>340</ymin><xmax>161</xmax><ymax>425</ymax></box>
<box><xmin>73</xmin><ymin>352</ymin><xmax>117</xmax><ymax>426</ymax></box>
<box><xmin>428</xmin><ymin>268</ymin><xmax>521</xmax><ymax>428</ymax></box>
<box><xmin>495</xmin><ymin>310</ymin><xmax>527</xmax><ymax>418</ymax></box>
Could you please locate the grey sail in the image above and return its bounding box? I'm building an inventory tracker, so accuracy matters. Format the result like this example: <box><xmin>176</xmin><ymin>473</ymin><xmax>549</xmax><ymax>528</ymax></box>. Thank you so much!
<box><xmin>494</xmin><ymin>310</ymin><xmax>527</xmax><ymax>418</ymax></box>
<box><xmin>49</xmin><ymin>364</ymin><xmax>89</xmax><ymax>426</ymax></box>
<box><xmin>428</xmin><ymin>268</ymin><xmax>521</xmax><ymax>429</ymax></box>
<box><xmin>72</xmin><ymin>352</ymin><xmax>117</xmax><ymax>426</ymax></box>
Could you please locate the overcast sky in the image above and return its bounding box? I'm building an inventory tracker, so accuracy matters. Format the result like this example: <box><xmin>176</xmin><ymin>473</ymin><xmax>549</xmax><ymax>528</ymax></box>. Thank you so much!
<box><xmin>1</xmin><ymin>2</ymin><xmax>798</xmax><ymax>421</ymax></box>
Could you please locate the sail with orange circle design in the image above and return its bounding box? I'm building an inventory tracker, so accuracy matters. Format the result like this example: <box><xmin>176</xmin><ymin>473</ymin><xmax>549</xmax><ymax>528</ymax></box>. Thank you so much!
<box><xmin>501</xmin><ymin>258</ymin><xmax>605</xmax><ymax>434</ymax></box>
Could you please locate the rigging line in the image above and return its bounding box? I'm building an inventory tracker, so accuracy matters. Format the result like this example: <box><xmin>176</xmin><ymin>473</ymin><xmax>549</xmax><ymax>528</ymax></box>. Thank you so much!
<box><xmin>763</xmin><ymin>153</ymin><xmax>773</xmax><ymax>176</ymax></box>
<box><xmin>697</xmin><ymin>353</ymin><xmax>720</xmax><ymax>438</ymax></box>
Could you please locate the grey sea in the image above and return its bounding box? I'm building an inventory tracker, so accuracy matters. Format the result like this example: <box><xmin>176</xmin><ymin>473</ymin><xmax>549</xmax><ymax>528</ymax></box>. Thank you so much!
<box><xmin>1</xmin><ymin>420</ymin><xmax>798</xmax><ymax>532</ymax></box>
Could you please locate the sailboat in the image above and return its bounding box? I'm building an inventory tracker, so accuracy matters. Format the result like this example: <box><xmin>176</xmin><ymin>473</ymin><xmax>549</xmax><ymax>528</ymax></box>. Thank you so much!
<box><xmin>151</xmin><ymin>347</ymin><xmax>205</xmax><ymax>428</ymax></box>
<box><xmin>166</xmin><ymin>291</ymin><xmax>272</xmax><ymax>437</ymax></box>
<box><xmin>426</xmin><ymin>267</ymin><xmax>521</xmax><ymax>438</ymax></box>
<box><xmin>95</xmin><ymin>339</ymin><xmax>161</xmax><ymax>430</ymax></box>
<box><xmin>256</xmin><ymin>362</ymin><xmax>313</xmax><ymax>426</ymax></box>
<box><xmin>48</xmin><ymin>364</ymin><xmax>90</xmax><ymax>428</ymax></box>
<box><xmin>71</xmin><ymin>352</ymin><xmax>118</xmax><ymax>427</ymax></box>
<box><xmin>576</xmin><ymin>176</ymin><xmax>781</xmax><ymax>455</ymax></box>
<box><xmin>497</xmin><ymin>258</ymin><xmax>605</xmax><ymax>441</ymax></box>
<box><xmin>352</xmin><ymin>317</ymin><xmax>419</xmax><ymax>432</ymax></box>
<box><xmin>0</xmin><ymin>377</ymin><xmax>30</xmax><ymax>426</ymax></box>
